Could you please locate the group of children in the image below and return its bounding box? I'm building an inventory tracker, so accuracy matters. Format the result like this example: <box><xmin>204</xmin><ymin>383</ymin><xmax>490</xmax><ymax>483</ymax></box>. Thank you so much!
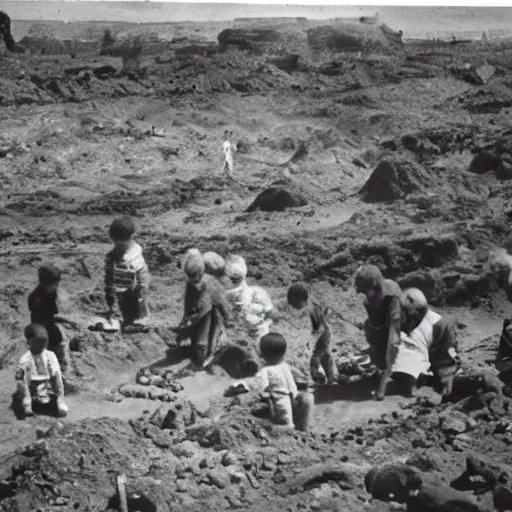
<box><xmin>16</xmin><ymin>215</ymin><xmax>461</xmax><ymax>431</ymax></box>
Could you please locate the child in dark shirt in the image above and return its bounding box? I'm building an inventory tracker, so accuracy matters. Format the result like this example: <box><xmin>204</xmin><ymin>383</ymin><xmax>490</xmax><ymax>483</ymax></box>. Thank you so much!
<box><xmin>176</xmin><ymin>252</ymin><xmax>231</xmax><ymax>367</ymax></box>
<box><xmin>28</xmin><ymin>264</ymin><xmax>74</xmax><ymax>375</ymax></box>
<box><xmin>287</xmin><ymin>282</ymin><xmax>336</xmax><ymax>385</ymax></box>
<box><xmin>354</xmin><ymin>265</ymin><xmax>402</xmax><ymax>400</ymax></box>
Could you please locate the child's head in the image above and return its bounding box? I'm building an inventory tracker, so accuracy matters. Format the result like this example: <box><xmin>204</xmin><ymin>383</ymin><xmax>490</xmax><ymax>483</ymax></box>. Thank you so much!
<box><xmin>109</xmin><ymin>216</ymin><xmax>135</xmax><ymax>250</ymax></box>
<box><xmin>38</xmin><ymin>263</ymin><xmax>61</xmax><ymax>293</ymax></box>
<box><xmin>225</xmin><ymin>255</ymin><xmax>247</xmax><ymax>287</ymax></box>
<box><xmin>259</xmin><ymin>332</ymin><xmax>287</xmax><ymax>365</ymax></box>
<box><xmin>184</xmin><ymin>253</ymin><xmax>205</xmax><ymax>287</ymax></box>
<box><xmin>25</xmin><ymin>324</ymin><xmax>48</xmax><ymax>355</ymax></box>
<box><xmin>400</xmin><ymin>288</ymin><xmax>428</xmax><ymax>332</ymax></box>
<box><xmin>287</xmin><ymin>282</ymin><xmax>309</xmax><ymax>310</ymax></box>
<box><xmin>203</xmin><ymin>251</ymin><xmax>225</xmax><ymax>278</ymax></box>
<box><xmin>354</xmin><ymin>265</ymin><xmax>385</xmax><ymax>305</ymax></box>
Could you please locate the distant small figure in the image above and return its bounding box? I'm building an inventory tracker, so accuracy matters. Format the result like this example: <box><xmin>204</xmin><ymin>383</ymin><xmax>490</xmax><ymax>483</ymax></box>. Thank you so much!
<box><xmin>16</xmin><ymin>324</ymin><xmax>68</xmax><ymax>418</ymax></box>
<box><xmin>222</xmin><ymin>130</ymin><xmax>235</xmax><ymax>176</ymax></box>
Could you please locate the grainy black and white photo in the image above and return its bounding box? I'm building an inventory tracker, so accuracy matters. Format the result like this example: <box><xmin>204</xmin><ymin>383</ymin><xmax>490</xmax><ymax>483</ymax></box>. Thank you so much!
<box><xmin>1</xmin><ymin>1</ymin><xmax>512</xmax><ymax>510</ymax></box>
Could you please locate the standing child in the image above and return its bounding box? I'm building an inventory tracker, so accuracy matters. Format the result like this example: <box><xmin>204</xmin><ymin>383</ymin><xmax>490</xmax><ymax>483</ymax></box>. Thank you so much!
<box><xmin>287</xmin><ymin>282</ymin><xmax>336</xmax><ymax>385</ymax></box>
<box><xmin>354</xmin><ymin>265</ymin><xmax>402</xmax><ymax>400</ymax></box>
<box><xmin>16</xmin><ymin>324</ymin><xmax>68</xmax><ymax>418</ymax></box>
<box><xmin>225</xmin><ymin>255</ymin><xmax>274</xmax><ymax>343</ymax></box>
<box><xmin>177</xmin><ymin>252</ymin><xmax>231</xmax><ymax>367</ymax></box>
<box><xmin>104</xmin><ymin>217</ymin><xmax>151</xmax><ymax>332</ymax></box>
<box><xmin>222</xmin><ymin>130</ymin><xmax>234</xmax><ymax>176</ymax></box>
<box><xmin>253</xmin><ymin>332</ymin><xmax>313</xmax><ymax>430</ymax></box>
<box><xmin>28</xmin><ymin>264</ymin><xmax>74</xmax><ymax>376</ymax></box>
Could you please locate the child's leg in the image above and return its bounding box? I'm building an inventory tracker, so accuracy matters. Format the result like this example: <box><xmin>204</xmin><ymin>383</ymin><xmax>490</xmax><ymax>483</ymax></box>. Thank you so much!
<box><xmin>50</xmin><ymin>371</ymin><xmax>68</xmax><ymax>417</ymax></box>
<box><xmin>271</xmin><ymin>395</ymin><xmax>294</xmax><ymax>427</ymax></box>
<box><xmin>190</xmin><ymin>313</ymin><xmax>212</xmax><ymax>367</ymax></box>
<box><xmin>310</xmin><ymin>350</ymin><xmax>327</xmax><ymax>384</ymax></box>
<box><xmin>15</xmin><ymin>369</ymin><xmax>33</xmax><ymax>416</ymax></box>
<box><xmin>292</xmin><ymin>391</ymin><xmax>314</xmax><ymax>432</ymax></box>
<box><xmin>321</xmin><ymin>350</ymin><xmax>337</xmax><ymax>384</ymax></box>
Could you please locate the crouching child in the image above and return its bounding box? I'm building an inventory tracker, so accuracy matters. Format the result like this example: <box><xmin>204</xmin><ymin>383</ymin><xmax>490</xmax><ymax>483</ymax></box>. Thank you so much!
<box><xmin>354</xmin><ymin>265</ymin><xmax>402</xmax><ymax>400</ymax></box>
<box><xmin>252</xmin><ymin>332</ymin><xmax>313</xmax><ymax>431</ymax></box>
<box><xmin>287</xmin><ymin>282</ymin><xmax>336</xmax><ymax>385</ymax></box>
<box><xmin>395</xmin><ymin>288</ymin><xmax>460</xmax><ymax>399</ymax></box>
<box><xmin>177</xmin><ymin>252</ymin><xmax>231</xmax><ymax>367</ymax></box>
<box><xmin>16</xmin><ymin>324</ymin><xmax>68</xmax><ymax>418</ymax></box>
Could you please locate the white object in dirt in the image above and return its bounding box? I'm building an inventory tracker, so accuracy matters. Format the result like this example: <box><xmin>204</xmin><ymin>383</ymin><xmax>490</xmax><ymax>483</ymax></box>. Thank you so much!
<box><xmin>117</xmin><ymin>474</ymin><xmax>129</xmax><ymax>512</ymax></box>
<box><xmin>91</xmin><ymin>317</ymin><xmax>121</xmax><ymax>332</ymax></box>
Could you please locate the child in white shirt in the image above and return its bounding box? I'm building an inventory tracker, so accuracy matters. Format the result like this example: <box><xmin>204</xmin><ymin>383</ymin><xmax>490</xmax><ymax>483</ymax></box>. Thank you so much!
<box><xmin>225</xmin><ymin>255</ymin><xmax>274</xmax><ymax>343</ymax></box>
<box><xmin>15</xmin><ymin>324</ymin><xmax>68</xmax><ymax>418</ymax></box>
<box><xmin>253</xmin><ymin>332</ymin><xmax>313</xmax><ymax>429</ymax></box>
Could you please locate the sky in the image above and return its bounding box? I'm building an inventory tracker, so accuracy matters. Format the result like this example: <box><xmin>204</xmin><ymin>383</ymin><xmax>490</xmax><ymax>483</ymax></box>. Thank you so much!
<box><xmin>2</xmin><ymin>0</ymin><xmax>512</xmax><ymax>39</ymax></box>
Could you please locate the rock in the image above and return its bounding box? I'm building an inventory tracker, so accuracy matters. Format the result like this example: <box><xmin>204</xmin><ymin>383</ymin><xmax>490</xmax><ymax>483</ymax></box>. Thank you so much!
<box><xmin>468</xmin><ymin>151</ymin><xmax>501</xmax><ymax>174</ymax></box>
<box><xmin>493</xmin><ymin>474</ymin><xmax>512</xmax><ymax>512</ymax></box>
<box><xmin>359</xmin><ymin>159</ymin><xmax>427</xmax><ymax>203</ymax></box>
<box><xmin>496</xmin><ymin>159</ymin><xmax>512</xmax><ymax>180</ymax></box>
<box><xmin>452</xmin><ymin>434</ymin><xmax>472</xmax><ymax>452</ymax></box>
<box><xmin>406</xmin><ymin>454</ymin><xmax>440</xmax><ymax>472</ymax></box>
<box><xmin>287</xmin><ymin>462</ymin><xmax>363</xmax><ymax>494</ymax></box>
<box><xmin>365</xmin><ymin>463</ymin><xmax>422</xmax><ymax>503</ymax></box>
<box><xmin>407</xmin><ymin>482</ymin><xmax>480</xmax><ymax>512</ymax></box>
<box><xmin>246</xmin><ymin>187</ymin><xmax>308</xmax><ymax>213</ymax></box>
<box><xmin>475</xmin><ymin>63</ymin><xmax>496</xmax><ymax>84</ymax></box>
<box><xmin>218</xmin><ymin>28</ymin><xmax>281</xmax><ymax>50</ymax></box>
<box><xmin>221</xmin><ymin>452</ymin><xmax>237</xmax><ymax>467</ymax></box>
<box><xmin>171</xmin><ymin>440</ymin><xmax>199</xmax><ymax>458</ymax></box>
<box><xmin>207</xmin><ymin>469</ymin><xmax>231</xmax><ymax>489</ymax></box>
<box><xmin>440</xmin><ymin>411</ymin><xmax>468</xmax><ymax>436</ymax></box>
<box><xmin>230</xmin><ymin>472</ymin><xmax>245</xmax><ymax>484</ymax></box>
<box><xmin>145</xmin><ymin>426</ymin><xmax>172</xmax><ymax>449</ymax></box>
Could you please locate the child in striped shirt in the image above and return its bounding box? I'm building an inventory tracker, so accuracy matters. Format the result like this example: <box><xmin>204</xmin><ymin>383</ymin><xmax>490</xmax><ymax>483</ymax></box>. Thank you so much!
<box><xmin>104</xmin><ymin>217</ymin><xmax>151</xmax><ymax>331</ymax></box>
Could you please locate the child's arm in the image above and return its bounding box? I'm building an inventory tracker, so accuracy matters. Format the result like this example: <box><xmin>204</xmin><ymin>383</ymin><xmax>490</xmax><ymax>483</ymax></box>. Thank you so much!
<box><xmin>376</xmin><ymin>297</ymin><xmax>402</xmax><ymax>401</ymax></box>
<box><xmin>284</xmin><ymin>364</ymin><xmax>299</xmax><ymax>399</ymax></box>
<box><xmin>104</xmin><ymin>252</ymin><xmax>115</xmax><ymax>314</ymax></box>
<box><xmin>212</xmin><ymin>283</ymin><xmax>232</xmax><ymax>326</ymax></box>
<box><xmin>135</xmin><ymin>253</ymin><xmax>151</xmax><ymax>294</ymax></box>
<box><xmin>54</xmin><ymin>289</ymin><xmax>81</xmax><ymax>328</ymax></box>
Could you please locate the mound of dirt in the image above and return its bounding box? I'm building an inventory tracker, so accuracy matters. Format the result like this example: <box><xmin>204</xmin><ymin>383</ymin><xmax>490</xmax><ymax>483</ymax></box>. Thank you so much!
<box><xmin>307</xmin><ymin>23</ymin><xmax>402</xmax><ymax>54</ymax></box>
<box><xmin>246</xmin><ymin>187</ymin><xmax>308</xmax><ymax>213</ymax></box>
<box><xmin>217</xmin><ymin>28</ymin><xmax>282</xmax><ymax>50</ymax></box>
<box><xmin>468</xmin><ymin>151</ymin><xmax>502</xmax><ymax>174</ymax></box>
<box><xmin>359</xmin><ymin>159</ymin><xmax>427</xmax><ymax>203</ymax></box>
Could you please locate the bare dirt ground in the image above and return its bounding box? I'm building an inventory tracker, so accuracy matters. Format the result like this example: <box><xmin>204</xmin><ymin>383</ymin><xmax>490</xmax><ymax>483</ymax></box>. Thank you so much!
<box><xmin>2</xmin><ymin>18</ymin><xmax>512</xmax><ymax>512</ymax></box>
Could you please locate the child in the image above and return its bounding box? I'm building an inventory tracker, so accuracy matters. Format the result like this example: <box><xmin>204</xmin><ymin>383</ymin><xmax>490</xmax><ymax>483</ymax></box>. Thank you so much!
<box><xmin>177</xmin><ymin>252</ymin><xmax>231</xmax><ymax>367</ymax></box>
<box><xmin>15</xmin><ymin>324</ymin><xmax>68</xmax><ymax>418</ymax></box>
<box><xmin>28</xmin><ymin>264</ymin><xmax>74</xmax><ymax>375</ymax></box>
<box><xmin>354</xmin><ymin>265</ymin><xmax>402</xmax><ymax>400</ymax></box>
<box><xmin>104</xmin><ymin>217</ymin><xmax>151</xmax><ymax>331</ymax></box>
<box><xmin>253</xmin><ymin>332</ymin><xmax>313</xmax><ymax>430</ymax></box>
<box><xmin>287</xmin><ymin>282</ymin><xmax>336</xmax><ymax>385</ymax></box>
<box><xmin>225</xmin><ymin>255</ymin><xmax>274</xmax><ymax>343</ymax></box>
<box><xmin>222</xmin><ymin>130</ymin><xmax>234</xmax><ymax>176</ymax></box>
